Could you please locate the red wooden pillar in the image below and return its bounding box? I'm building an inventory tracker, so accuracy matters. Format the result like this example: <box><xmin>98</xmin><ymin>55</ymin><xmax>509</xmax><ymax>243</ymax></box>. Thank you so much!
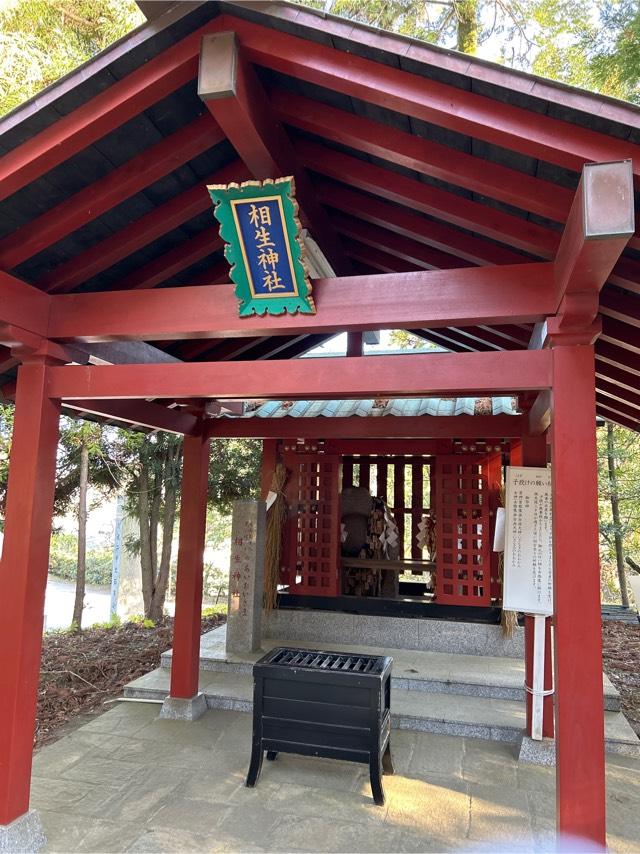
<box><xmin>169</xmin><ymin>432</ymin><xmax>210</xmax><ymax>700</ymax></box>
<box><xmin>551</xmin><ymin>345</ymin><xmax>606</xmax><ymax>846</ymax></box>
<box><xmin>260</xmin><ymin>439</ymin><xmax>278</xmax><ymax>499</ymax></box>
<box><xmin>521</xmin><ymin>435</ymin><xmax>554</xmax><ymax>739</ymax></box>
<box><xmin>0</xmin><ymin>360</ymin><xmax>60</xmax><ymax>826</ymax></box>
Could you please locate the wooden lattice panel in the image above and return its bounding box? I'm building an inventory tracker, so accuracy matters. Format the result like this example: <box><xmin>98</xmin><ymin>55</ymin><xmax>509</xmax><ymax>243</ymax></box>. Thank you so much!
<box><xmin>285</xmin><ymin>454</ymin><xmax>340</xmax><ymax>596</ymax></box>
<box><xmin>435</xmin><ymin>456</ymin><xmax>491</xmax><ymax>606</ymax></box>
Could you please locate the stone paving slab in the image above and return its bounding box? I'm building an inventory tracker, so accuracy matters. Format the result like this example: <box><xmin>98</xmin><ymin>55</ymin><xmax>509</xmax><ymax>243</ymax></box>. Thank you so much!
<box><xmin>29</xmin><ymin>703</ymin><xmax>640</xmax><ymax>853</ymax></box>
<box><xmin>125</xmin><ymin>665</ymin><xmax>640</xmax><ymax>754</ymax></box>
<box><xmin>161</xmin><ymin>625</ymin><xmax>620</xmax><ymax>708</ymax></box>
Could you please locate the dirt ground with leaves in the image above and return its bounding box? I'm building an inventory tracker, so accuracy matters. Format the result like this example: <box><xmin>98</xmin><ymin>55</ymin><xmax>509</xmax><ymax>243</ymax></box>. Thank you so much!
<box><xmin>36</xmin><ymin>613</ymin><xmax>225</xmax><ymax>748</ymax></box>
<box><xmin>602</xmin><ymin>620</ymin><xmax>640</xmax><ymax>737</ymax></box>
<box><xmin>35</xmin><ymin>615</ymin><xmax>639</xmax><ymax>748</ymax></box>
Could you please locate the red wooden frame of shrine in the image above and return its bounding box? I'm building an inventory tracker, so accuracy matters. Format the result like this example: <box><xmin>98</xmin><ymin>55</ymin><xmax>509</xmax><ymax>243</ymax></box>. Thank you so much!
<box><xmin>0</xmin><ymin>5</ymin><xmax>638</xmax><ymax>847</ymax></box>
<box><xmin>267</xmin><ymin>440</ymin><xmax>506</xmax><ymax>605</ymax></box>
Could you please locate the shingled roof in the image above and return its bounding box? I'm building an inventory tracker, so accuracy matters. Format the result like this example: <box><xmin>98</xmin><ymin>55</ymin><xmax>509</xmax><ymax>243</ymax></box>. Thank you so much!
<box><xmin>1</xmin><ymin>1</ymin><xmax>639</xmax><ymax>429</ymax></box>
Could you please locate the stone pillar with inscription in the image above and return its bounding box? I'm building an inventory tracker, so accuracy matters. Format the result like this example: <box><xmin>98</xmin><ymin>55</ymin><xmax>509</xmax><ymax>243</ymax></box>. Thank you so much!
<box><xmin>226</xmin><ymin>500</ymin><xmax>266</xmax><ymax>655</ymax></box>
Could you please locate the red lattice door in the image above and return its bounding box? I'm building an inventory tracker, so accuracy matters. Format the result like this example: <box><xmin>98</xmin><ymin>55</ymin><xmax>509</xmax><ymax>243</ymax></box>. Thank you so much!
<box><xmin>435</xmin><ymin>456</ymin><xmax>492</xmax><ymax>606</ymax></box>
<box><xmin>284</xmin><ymin>454</ymin><xmax>341</xmax><ymax>596</ymax></box>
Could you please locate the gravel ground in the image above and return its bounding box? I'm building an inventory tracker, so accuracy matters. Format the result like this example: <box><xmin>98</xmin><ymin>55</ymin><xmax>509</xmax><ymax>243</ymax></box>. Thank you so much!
<box><xmin>36</xmin><ymin>614</ymin><xmax>225</xmax><ymax>747</ymax></box>
<box><xmin>602</xmin><ymin>619</ymin><xmax>640</xmax><ymax>737</ymax></box>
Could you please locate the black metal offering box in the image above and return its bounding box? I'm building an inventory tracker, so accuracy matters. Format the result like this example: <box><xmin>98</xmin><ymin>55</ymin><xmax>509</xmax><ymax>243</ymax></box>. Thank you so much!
<box><xmin>245</xmin><ymin>647</ymin><xmax>394</xmax><ymax>804</ymax></box>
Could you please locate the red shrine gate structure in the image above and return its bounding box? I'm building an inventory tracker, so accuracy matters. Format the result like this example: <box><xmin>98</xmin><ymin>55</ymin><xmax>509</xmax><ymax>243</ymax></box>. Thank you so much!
<box><xmin>1</xmin><ymin>1</ymin><xmax>639</xmax><ymax>848</ymax></box>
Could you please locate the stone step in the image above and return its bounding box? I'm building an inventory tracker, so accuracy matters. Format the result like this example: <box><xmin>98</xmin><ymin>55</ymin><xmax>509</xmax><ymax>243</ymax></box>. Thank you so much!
<box><xmin>160</xmin><ymin>628</ymin><xmax>621</xmax><ymax>711</ymax></box>
<box><xmin>124</xmin><ymin>666</ymin><xmax>640</xmax><ymax>758</ymax></box>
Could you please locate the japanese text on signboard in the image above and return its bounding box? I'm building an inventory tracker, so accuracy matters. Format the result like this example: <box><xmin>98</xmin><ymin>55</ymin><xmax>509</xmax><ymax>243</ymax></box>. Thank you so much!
<box><xmin>503</xmin><ymin>466</ymin><xmax>553</xmax><ymax>615</ymax></box>
<box><xmin>231</xmin><ymin>197</ymin><xmax>298</xmax><ymax>297</ymax></box>
<box><xmin>207</xmin><ymin>177</ymin><xmax>315</xmax><ymax>317</ymax></box>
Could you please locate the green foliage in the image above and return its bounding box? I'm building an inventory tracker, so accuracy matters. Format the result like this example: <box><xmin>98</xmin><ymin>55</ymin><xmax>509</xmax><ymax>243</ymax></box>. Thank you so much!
<box><xmin>305</xmin><ymin>0</ymin><xmax>529</xmax><ymax>56</ymax></box>
<box><xmin>209</xmin><ymin>439</ymin><xmax>261</xmax><ymax>513</ymax></box>
<box><xmin>305</xmin><ymin>0</ymin><xmax>640</xmax><ymax>102</ymax></box>
<box><xmin>597</xmin><ymin>422</ymin><xmax>640</xmax><ymax>602</ymax></box>
<box><xmin>49</xmin><ymin>532</ymin><xmax>114</xmax><ymax>585</ymax></box>
<box><xmin>126</xmin><ymin>614</ymin><xmax>156</xmax><ymax>628</ymax></box>
<box><xmin>0</xmin><ymin>0</ymin><xmax>143</xmax><ymax>116</ymax></box>
<box><xmin>0</xmin><ymin>404</ymin><xmax>13</xmax><ymax>524</ymax></box>
<box><xmin>528</xmin><ymin>0</ymin><xmax>640</xmax><ymax>103</ymax></box>
<box><xmin>388</xmin><ymin>330</ymin><xmax>439</xmax><ymax>350</ymax></box>
<box><xmin>202</xmin><ymin>604</ymin><xmax>228</xmax><ymax>618</ymax></box>
<box><xmin>88</xmin><ymin>614</ymin><xmax>122</xmax><ymax>630</ymax></box>
<box><xmin>55</xmin><ymin>418</ymin><xmax>120</xmax><ymax>517</ymax></box>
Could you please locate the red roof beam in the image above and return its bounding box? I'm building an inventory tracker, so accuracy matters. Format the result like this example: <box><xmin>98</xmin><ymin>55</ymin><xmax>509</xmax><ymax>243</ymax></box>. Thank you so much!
<box><xmin>298</xmin><ymin>139</ymin><xmax>560</xmax><ymax>259</ymax></box>
<box><xmin>409</xmin><ymin>329</ymin><xmax>464</xmax><ymax>353</ymax></box>
<box><xmin>46</xmin><ymin>349</ymin><xmax>553</xmax><ymax>401</ymax></box>
<box><xmin>263</xmin><ymin>334</ymin><xmax>335</xmax><ymax>360</ymax></box>
<box><xmin>178</xmin><ymin>260</ymin><xmax>230</xmax><ymax>287</ymax></box>
<box><xmin>528</xmin><ymin>390</ymin><xmax>551</xmax><ymax>436</ymax></box>
<box><xmin>197</xmin><ymin>32</ymin><xmax>350</xmax><ymax>276</ymax></box>
<box><xmin>227</xmin><ymin>16</ymin><xmax>640</xmax><ymax>181</ymax></box>
<box><xmin>176</xmin><ymin>338</ymin><xmax>227</xmax><ymax>360</ymax></box>
<box><xmin>596</xmin><ymin>341</ymin><xmax>640</xmax><ymax>377</ymax></box>
<box><xmin>0</xmin><ymin>271</ymin><xmax>49</xmax><ymax>336</ymax></box>
<box><xmin>272</xmin><ymin>89</ymin><xmax>572</xmax><ymax>225</ymax></box>
<box><xmin>317</xmin><ymin>179</ymin><xmax>528</xmax><ymax>267</ymax></box>
<box><xmin>307</xmin><ymin>142</ymin><xmax>640</xmax><ymax>293</ymax></box>
<box><xmin>333</xmin><ymin>213</ymin><xmax>471</xmax><ymax>270</ymax></box>
<box><xmin>553</xmin><ymin>160</ymin><xmax>635</xmax><ymax>324</ymax></box>
<box><xmin>62</xmin><ymin>399</ymin><xmax>199</xmax><ymax>435</ymax></box>
<box><xmin>0</xmin><ymin>21</ymin><xmax>215</xmax><ymax>203</ymax></box>
<box><xmin>478</xmin><ymin>325</ymin><xmax>532</xmax><ymax>346</ymax></box>
<box><xmin>420</xmin><ymin>327</ymin><xmax>494</xmax><ymax>352</ymax></box>
<box><xmin>206</xmin><ymin>413</ymin><xmax>526</xmax><ymax>440</ymax></box>
<box><xmin>596</xmin><ymin>399</ymin><xmax>640</xmax><ymax>430</ymax></box>
<box><xmin>201</xmin><ymin>337</ymin><xmax>271</xmax><ymax>361</ymax></box>
<box><xmin>600</xmin><ymin>316</ymin><xmax>640</xmax><ymax>355</ymax></box>
<box><xmin>448</xmin><ymin>327</ymin><xmax>522</xmax><ymax>351</ymax></box>
<box><xmin>596</xmin><ymin>378</ymin><xmax>640</xmax><ymax>411</ymax></box>
<box><xmin>0</xmin><ymin>114</ymin><xmax>222</xmax><ymax>270</ymax></box>
<box><xmin>48</xmin><ymin>263</ymin><xmax>558</xmax><ymax>343</ymax></box>
<box><xmin>38</xmin><ymin>159</ymin><xmax>248</xmax><ymax>294</ymax></box>
<box><xmin>346</xmin><ymin>242</ymin><xmax>423</xmax><ymax>275</ymax></box>
<box><xmin>594</xmin><ymin>361</ymin><xmax>640</xmax><ymax>394</ymax></box>
<box><xmin>599</xmin><ymin>288</ymin><xmax>640</xmax><ymax>328</ymax></box>
<box><xmin>115</xmin><ymin>229</ymin><xmax>223</xmax><ymax>291</ymax></box>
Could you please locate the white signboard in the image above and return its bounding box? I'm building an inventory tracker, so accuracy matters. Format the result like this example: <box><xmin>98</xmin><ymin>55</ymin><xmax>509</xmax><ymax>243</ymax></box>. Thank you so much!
<box><xmin>503</xmin><ymin>466</ymin><xmax>553</xmax><ymax>615</ymax></box>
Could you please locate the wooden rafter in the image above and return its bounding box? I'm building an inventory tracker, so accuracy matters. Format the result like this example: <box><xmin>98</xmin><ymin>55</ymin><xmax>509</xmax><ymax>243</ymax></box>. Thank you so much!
<box><xmin>38</xmin><ymin>160</ymin><xmax>248</xmax><ymax>294</ymax></box>
<box><xmin>197</xmin><ymin>32</ymin><xmax>350</xmax><ymax>275</ymax></box>
<box><xmin>273</xmin><ymin>89</ymin><xmax>572</xmax><ymax>225</ymax></box>
<box><xmin>333</xmin><ymin>213</ymin><xmax>470</xmax><ymax>270</ymax></box>
<box><xmin>317</xmin><ymin>179</ymin><xmax>528</xmax><ymax>267</ymax></box>
<box><xmin>0</xmin><ymin>114</ymin><xmax>222</xmax><ymax>270</ymax></box>
<box><xmin>298</xmin><ymin>138</ymin><xmax>560</xmax><ymax>259</ymax></box>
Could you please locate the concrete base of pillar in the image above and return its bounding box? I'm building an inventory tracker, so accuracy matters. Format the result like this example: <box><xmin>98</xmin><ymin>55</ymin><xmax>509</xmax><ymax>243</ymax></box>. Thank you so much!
<box><xmin>159</xmin><ymin>692</ymin><xmax>207</xmax><ymax>721</ymax></box>
<box><xmin>0</xmin><ymin>810</ymin><xmax>46</xmax><ymax>853</ymax></box>
<box><xmin>518</xmin><ymin>734</ymin><xmax>556</xmax><ymax>766</ymax></box>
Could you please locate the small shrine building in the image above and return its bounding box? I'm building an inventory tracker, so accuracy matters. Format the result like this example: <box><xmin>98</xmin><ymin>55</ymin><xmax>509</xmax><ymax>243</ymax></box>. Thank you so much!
<box><xmin>1</xmin><ymin>0</ymin><xmax>640</xmax><ymax>848</ymax></box>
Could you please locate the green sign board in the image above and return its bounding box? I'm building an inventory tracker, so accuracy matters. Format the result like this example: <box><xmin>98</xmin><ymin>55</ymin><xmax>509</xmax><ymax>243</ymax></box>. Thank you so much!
<box><xmin>207</xmin><ymin>177</ymin><xmax>316</xmax><ymax>317</ymax></box>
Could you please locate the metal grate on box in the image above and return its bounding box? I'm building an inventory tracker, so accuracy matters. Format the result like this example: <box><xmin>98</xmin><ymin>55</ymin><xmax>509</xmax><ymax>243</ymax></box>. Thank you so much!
<box><xmin>269</xmin><ymin>647</ymin><xmax>385</xmax><ymax>674</ymax></box>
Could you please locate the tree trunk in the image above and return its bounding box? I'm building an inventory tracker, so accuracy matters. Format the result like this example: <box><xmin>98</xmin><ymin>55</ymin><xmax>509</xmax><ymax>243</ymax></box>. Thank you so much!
<box><xmin>138</xmin><ymin>466</ymin><xmax>154</xmax><ymax>616</ymax></box>
<box><xmin>148</xmin><ymin>445</ymin><xmax>179</xmax><ymax>622</ymax></box>
<box><xmin>456</xmin><ymin>0</ymin><xmax>478</xmax><ymax>54</ymax></box>
<box><xmin>626</xmin><ymin>556</ymin><xmax>640</xmax><ymax>574</ymax></box>
<box><xmin>149</xmin><ymin>464</ymin><xmax>162</xmax><ymax>580</ymax></box>
<box><xmin>607</xmin><ymin>422</ymin><xmax>629</xmax><ymax>607</ymax></box>
<box><xmin>71</xmin><ymin>441</ymin><xmax>89</xmax><ymax>629</ymax></box>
